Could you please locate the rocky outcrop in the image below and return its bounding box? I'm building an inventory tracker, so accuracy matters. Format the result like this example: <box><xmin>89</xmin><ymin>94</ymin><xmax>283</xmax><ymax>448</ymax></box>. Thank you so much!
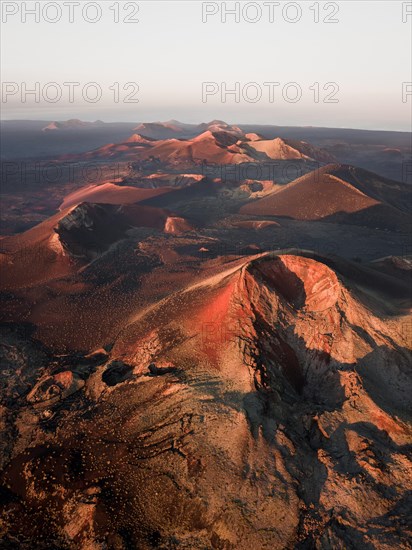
<box><xmin>27</xmin><ymin>371</ymin><xmax>85</xmax><ymax>406</ymax></box>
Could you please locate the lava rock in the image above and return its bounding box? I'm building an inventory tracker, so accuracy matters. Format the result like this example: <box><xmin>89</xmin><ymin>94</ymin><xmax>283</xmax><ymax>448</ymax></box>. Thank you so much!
<box><xmin>147</xmin><ymin>363</ymin><xmax>177</xmax><ymax>376</ymax></box>
<box><xmin>102</xmin><ymin>361</ymin><xmax>134</xmax><ymax>386</ymax></box>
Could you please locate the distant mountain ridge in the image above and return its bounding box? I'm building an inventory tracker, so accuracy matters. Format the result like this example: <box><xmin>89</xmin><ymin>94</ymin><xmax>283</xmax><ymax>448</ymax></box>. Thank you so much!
<box><xmin>42</xmin><ymin>119</ymin><xmax>106</xmax><ymax>131</ymax></box>
<box><xmin>74</xmin><ymin>121</ymin><xmax>337</xmax><ymax>166</ymax></box>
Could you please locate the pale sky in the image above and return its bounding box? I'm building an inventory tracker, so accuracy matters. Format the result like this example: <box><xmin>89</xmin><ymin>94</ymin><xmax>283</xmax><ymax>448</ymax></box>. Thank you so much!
<box><xmin>1</xmin><ymin>0</ymin><xmax>411</xmax><ymax>130</ymax></box>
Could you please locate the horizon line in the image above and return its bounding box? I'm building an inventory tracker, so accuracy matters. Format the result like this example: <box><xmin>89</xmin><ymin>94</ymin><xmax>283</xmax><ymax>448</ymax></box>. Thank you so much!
<box><xmin>1</xmin><ymin>118</ymin><xmax>411</xmax><ymax>134</ymax></box>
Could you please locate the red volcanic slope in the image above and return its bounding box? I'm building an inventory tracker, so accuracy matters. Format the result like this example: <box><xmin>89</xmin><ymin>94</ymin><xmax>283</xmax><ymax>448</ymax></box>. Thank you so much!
<box><xmin>59</xmin><ymin>182</ymin><xmax>172</xmax><ymax>210</ymax></box>
<box><xmin>136</xmin><ymin>131</ymin><xmax>253</xmax><ymax>165</ymax></box>
<box><xmin>134</xmin><ymin>133</ymin><xmax>332</xmax><ymax>164</ymax></box>
<box><xmin>0</xmin><ymin>200</ymin><xmax>193</xmax><ymax>290</ymax></box>
<box><xmin>75</xmin><ymin>124</ymin><xmax>334</xmax><ymax>166</ymax></box>
<box><xmin>141</xmin><ymin>173</ymin><xmax>205</xmax><ymax>188</ymax></box>
<box><xmin>125</xmin><ymin>134</ymin><xmax>155</xmax><ymax>144</ymax></box>
<box><xmin>240</xmin><ymin>165</ymin><xmax>384</xmax><ymax>220</ymax></box>
<box><xmin>246</xmin><ymin>176</ymin><xmax>377</xmax><ymax>218</ymax></box>
<box><xmin>115</xmin><ymin>204</ymin><xmax>194</xmax><ymax>234</ymax></box>
<box><xmin>113</xmin><ymin>251</ymin><xmax>411</xmax><ymax>389</ymax></box>
<box><xmin>137</xmin><ymin>131</ymin><xmax>333</xmax><ymax>166</ymax></box>
<box><xmin>0</xmin><ymin>207</ymin><xmax>77</xmax><ymax>287</ymax></box>
<box><xmin>245</xmin><ymin>137</ymin><xmax>336</xmax><ymax>163</ymax></box>
<box><xmin>1</xmin><ymin>250</ymin><xmax>411</xmax><ymax>548</ymax></box>
<box><xmin>200</xmin><ymin>121</ymin><xmax>244</xmax><ymax>136</ymax></box>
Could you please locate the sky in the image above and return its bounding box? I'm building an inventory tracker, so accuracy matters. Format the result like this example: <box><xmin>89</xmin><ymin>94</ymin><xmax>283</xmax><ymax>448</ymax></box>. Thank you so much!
<box><xmin>1</xmin><ymin>0</ymin><xmax>412</xmax><ymax>130</ymax></box>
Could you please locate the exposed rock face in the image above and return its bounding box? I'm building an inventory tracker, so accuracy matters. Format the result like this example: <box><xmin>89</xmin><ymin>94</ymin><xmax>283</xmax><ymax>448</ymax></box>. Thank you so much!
<box><xmin>0</xmin><ymin>253</ymin><xmax>410</xmax><ymax>549</ymax></box>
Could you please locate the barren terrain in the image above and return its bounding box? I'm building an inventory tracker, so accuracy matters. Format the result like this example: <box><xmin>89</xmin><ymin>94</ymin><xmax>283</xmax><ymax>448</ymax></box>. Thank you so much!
<box><xmin>0</xmin><ymin>120</ymin><xmax>411</xmax><ymax>549</ymax></box>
